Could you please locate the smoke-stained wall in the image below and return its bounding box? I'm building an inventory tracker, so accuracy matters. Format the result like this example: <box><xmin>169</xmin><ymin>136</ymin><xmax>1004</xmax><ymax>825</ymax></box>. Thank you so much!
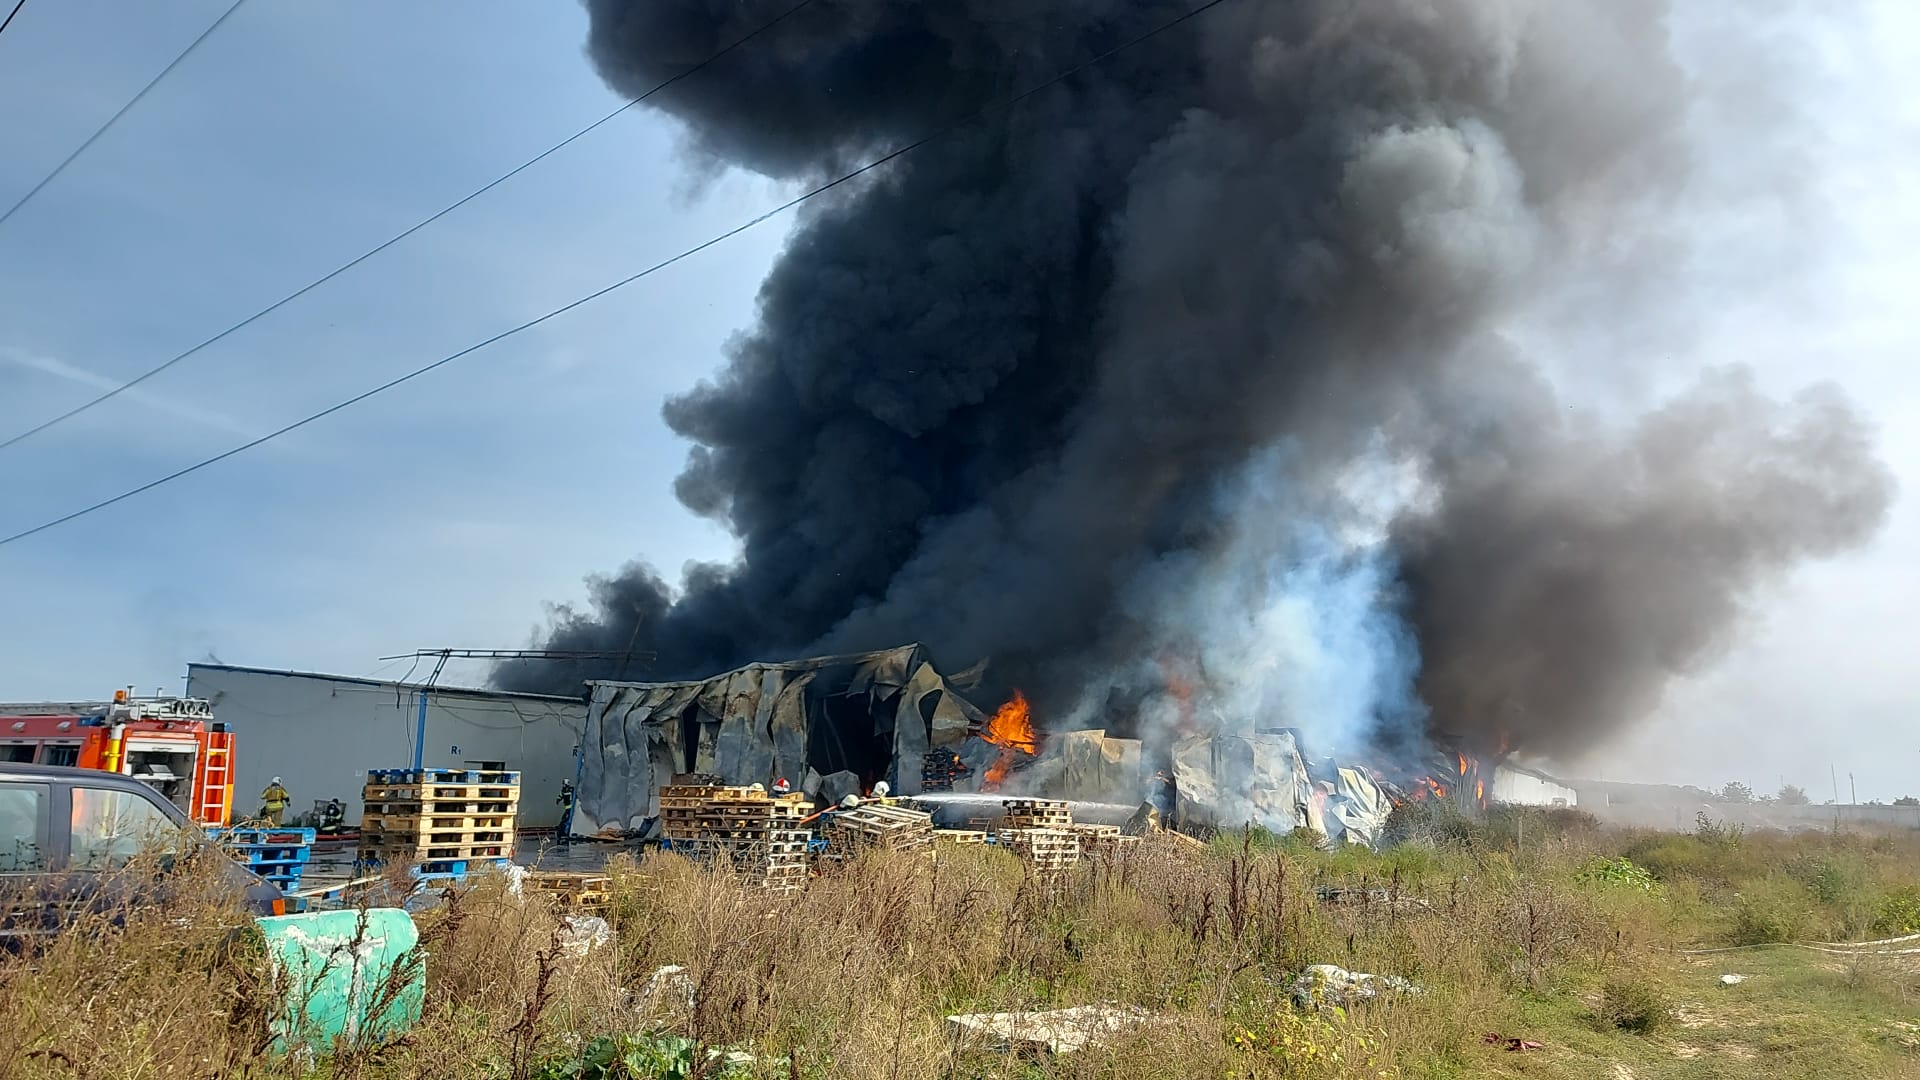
<box><xmin>501</xmin><ymin>1</ymin><xmax>1892</xmax><ymax>765</ymax></box>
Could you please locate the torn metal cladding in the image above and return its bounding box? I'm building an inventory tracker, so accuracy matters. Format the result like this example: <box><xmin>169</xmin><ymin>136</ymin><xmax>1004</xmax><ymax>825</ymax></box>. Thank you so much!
<box><xmin>571</xmin><ymin>644</ymin><xmax>981</xmax><ymax>836</ymax></box>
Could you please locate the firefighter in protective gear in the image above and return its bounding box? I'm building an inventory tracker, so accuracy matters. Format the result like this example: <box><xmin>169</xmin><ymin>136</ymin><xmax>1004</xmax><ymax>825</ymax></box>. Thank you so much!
<box><xmin>869</xmin><ymin>780</ymin><xmax>893</xmax><ymax>805</ymax></box>
<box><xmin>772</xmin><ymin>777</ymin><xmax>792</xmax><ymax>795</ymax></box>
<box><xmin>260</xmin><ymin>777</ymin><xmax>290</xmax><ymax>825</ymax></box>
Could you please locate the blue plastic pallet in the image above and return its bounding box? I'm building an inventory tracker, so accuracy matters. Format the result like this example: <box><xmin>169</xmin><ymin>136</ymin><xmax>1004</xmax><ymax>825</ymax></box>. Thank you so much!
<box><xmin>411</xmin><ymin>857</ymin><xmax>512</xmax><ymax>882</ymax></box>
<box><xmin>353</xmin><ymin>854</ymin><xmax>512</xmax><ymax>882</ymax></box>
<box><xmin>366</xmin><ymin>768</ymin><xmax>521</xmax><ymax>786</ymax></box>
<box><xmin>210</xmin><ymin>826</ymin><xmax>317</xmax><ymax>846</ymax></box>
<box><xmin>234</xmin><ymin>847</ymin><xmax>313</xmax><ymax>867</ymax></box>
<box><xmin>246</xmin><ymin>858</ymin><xmax>312</xmax><ymax>874</ymax></box>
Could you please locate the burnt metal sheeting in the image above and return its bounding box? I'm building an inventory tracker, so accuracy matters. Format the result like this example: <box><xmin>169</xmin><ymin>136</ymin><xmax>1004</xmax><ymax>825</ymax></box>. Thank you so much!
<box><xmin>572</xmin><ymin>644</ymin><xmax>983</xmax><ymax>837</ymax></box>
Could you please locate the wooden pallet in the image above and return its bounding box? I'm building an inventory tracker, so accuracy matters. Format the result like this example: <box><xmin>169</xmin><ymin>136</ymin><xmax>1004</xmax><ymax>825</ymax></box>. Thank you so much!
<box><xmin>824</xmin><ymin>804</ymin><xmax>934</xmax><ymax>856</ymax></box>
<box><xmin>997</xmin><ymin>827</ymin><xmax>1081</xmax><ymax>875</ymax></box>
<box><xmin>688</xmin><ymin>835</ymin><xmax>810</xmax><ymax>858</ymax></box>
<box><xmin>934</xmin><ymin>829</ymin><xmax>988</xmax><ymax>844</ymax></box>
<box><xmin>364</xmin><ymin>782</ymin><xmax>520</xmax><ymax>804</ymax></box>
<box><xmin>362</xmin><ymin>843</ymin><xmax>514</xmax><ymax>863</ymax></box>
<box><xmin>524</xmin><ymin>871</ymin><xmax>613</xmax><ymax>907</ymax></box>
<box><xmin>360</xmin><ymin>787</ymin><xmax>518</xmax><ymax>810</ymax></box>
<box><xmin>660</xmin><ymin>804</ymin><xmax>812</xmax><ymax>827</ymax></box>
<box><xmin>1078</xmin><ymin>834</ymin><xmax>1140</xmax><ymax>860</ymax></box>
<box><xmin>1001</xmin><ymin>798</ymin><xmax>1073</xmax><ymax>830</ymax></box>
<box><xmin>1069</xmin><ymin>823</ymin><xmax>1122</xmax><ymax>837</ymax></box>
<box><xmin>364</xmin><ymin>799</ymin><xmax>517</xmax><ymax>818</ymax></box>
<box><xmin>364</xmin><ymin>811</ymin><xmax>513</xmax><ymax>832</ymax></box>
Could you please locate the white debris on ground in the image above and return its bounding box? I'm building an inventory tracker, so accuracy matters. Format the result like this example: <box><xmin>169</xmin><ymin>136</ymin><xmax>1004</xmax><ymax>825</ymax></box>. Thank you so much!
<box><xmin>637</xmin><ymin>964</ymin><xmax>696</xmax><ymax>1017</ymax></box>
<box><xmin>558</xmin><ymin>914</ymin><xmax>612</xmax><ymax>957</ymax></box>
<box><xmin>502</xmin><ymin>863</ymin><xmax>530</xmax><ymax>897</ymax></box>
<box><xmin>946</xmin><ymin>1005</ymin><xmax>1152</xmax><ymax>1054</ymax></box>
<box><xmin>1718</xmin><ymin>973</ymin><xmax>1747</xmax><ymax>986</ymax></box>
<box><xmin>1291</xmin><ymin>964</ymin><xmax>1423</xmax><ymax>1007</ymax></box>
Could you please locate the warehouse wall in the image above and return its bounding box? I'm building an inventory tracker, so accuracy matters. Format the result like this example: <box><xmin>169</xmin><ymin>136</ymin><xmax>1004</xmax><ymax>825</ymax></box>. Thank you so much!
<box><xmin>185</xmin><ymin>664</ymin><xmax>586</xmax><ymax>827</ymax></box>
<box><xmin>1490</xmin><ymin>765</ymin><xmax>1578</xmax><ymax>807</ymax></box>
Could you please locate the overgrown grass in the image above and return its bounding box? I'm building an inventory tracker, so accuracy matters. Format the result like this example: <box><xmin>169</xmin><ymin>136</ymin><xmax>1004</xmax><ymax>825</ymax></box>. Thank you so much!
<box><xmin>4</xmin><ymin>816</ymin><xmax>1920</xmax><ymax>1078</ymax></box>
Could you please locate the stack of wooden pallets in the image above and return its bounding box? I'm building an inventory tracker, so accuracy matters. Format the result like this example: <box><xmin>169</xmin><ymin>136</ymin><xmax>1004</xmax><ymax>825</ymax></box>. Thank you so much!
<box><xmin>996</xmin><ymin>827</ymin><xmax>1081</xmax><ymax>879</ymax></box>
<box><xmin>1001</xmin><ymin>798</ymin><xmax>1073</xmax><ymax>830</ymax></box>
<box><xmin>360</xmin><ymin>767</ymin><xmax>520</xmax><ymax>879</ymax></box>
<box><xmin>1070</xmin><ymin>822</ymin><xmax>1139</xmax><ymax>861</ymax></box>
<box><xmin>821</xmin><ymin>803</ymin><xmax>934</xmax><ymax>860</ymax></box>
<box><xmin>659</xmin><ymin>784</ymin><xmax>814</xmax><ymax>893</ymax></box>
<box><xmin>919</xmin><ymin>749</ymin><xmax>971</xmax><ymax>792</ymax></box>
<box><xmin>997</xmin><ymin>798</ymin><xmax>1081</xmax><ymax>879</ymax></box>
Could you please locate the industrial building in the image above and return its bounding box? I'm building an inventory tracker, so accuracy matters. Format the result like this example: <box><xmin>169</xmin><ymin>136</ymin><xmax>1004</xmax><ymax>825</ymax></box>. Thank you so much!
<box><xmin>185</xmin><ymin>663</ymin><xmax>587</xmax><ymax>828</ymax></box>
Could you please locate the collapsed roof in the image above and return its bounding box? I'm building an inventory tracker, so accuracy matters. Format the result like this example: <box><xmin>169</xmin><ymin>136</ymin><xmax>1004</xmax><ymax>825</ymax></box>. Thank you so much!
<box><xmin>573</xmin><ymin>644</ymin><xmax>983</xmax><ymax>836</ymax></box>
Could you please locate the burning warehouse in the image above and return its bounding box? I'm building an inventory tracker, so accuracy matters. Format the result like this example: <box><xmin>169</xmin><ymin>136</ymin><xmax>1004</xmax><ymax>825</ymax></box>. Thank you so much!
<box><xmin>567</xmin><ymin>643</ymin><xmax>1572</xmax><ymax>845</ymax></box>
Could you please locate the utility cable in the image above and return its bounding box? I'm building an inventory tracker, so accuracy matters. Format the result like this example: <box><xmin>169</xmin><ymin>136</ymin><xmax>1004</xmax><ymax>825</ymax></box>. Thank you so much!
<box><xmin>0</xmin><ymin>0</ymin><xmax>1238</xmax><ymax>551</ymax></box>
<box><xmin>0</xmin><ymin>0</ymin><xmax>822</xmax><ymax>453</ymax></box>
<box><xmin>0</xmin><ymin>0</ymin><xmax>28</xmax><ymax>40</ymax></box>
<box><xmin>0</xmin><ymin>0</ymin><xmax>246</xmax><ymax>229</ymax></box>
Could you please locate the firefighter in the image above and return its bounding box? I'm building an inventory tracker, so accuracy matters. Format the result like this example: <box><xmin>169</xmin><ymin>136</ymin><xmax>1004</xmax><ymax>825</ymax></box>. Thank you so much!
<box><xmin>556</xmin><ymin>778</ymin><xmax>577</xmax><ymax>843</ymax></box>
<box><xmin>771</xmin><ymin>777</ymin><xmax>792</xmax><ymax>796</ymax></box>
<box><xmin>868</xmin><ymin>780</ymin><xmax>893</xmax><ymax>805</ymax></box>
<box><xmin>319</xmin><ymin>797</ymin><xmax>346</xmax><ymax>834</ymax></box>
<box><xmin>260</xmin><ymin>777</ymin><xmax>290</xmax><ymax>825</ymax></box>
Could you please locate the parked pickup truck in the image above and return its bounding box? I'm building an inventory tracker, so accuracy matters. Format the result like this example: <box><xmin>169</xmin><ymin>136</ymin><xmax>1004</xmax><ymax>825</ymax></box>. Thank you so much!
<box><xmin>0</xmin><ymin>761</ymin><xmax>423</xmax><ymax>1051</ymax></box>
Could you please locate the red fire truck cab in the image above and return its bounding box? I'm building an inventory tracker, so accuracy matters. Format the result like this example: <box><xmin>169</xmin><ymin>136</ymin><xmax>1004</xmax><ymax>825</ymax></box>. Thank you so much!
<box><xmin>0</xmin><ymin>691</ymin><xmax>235</xmax><ymax>826</ymax></box>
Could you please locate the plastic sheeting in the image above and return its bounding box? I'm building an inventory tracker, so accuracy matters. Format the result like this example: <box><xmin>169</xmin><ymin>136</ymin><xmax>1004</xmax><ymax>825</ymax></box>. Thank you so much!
<box><xmin>1171</xmin><ymin>731</ymin><xmax>1326</xmax><ymax>836</ymax></box>
<box><xmin>571</xmin><ymin>645</ymin><xmax>983</xmax><ymax>837</ymax></box>
<box><xmin>1321</xmin><ymin>766</ymin><xmax>1391</xmax><ymax>847</ymax></box>
<box><xmin>1170</xmin><ymin>731</ymin><xmax>1394</xmax><ymax>846</ymax></box>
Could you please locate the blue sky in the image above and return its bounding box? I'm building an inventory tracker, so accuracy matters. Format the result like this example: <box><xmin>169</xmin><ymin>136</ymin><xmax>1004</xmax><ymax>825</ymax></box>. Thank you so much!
<box><xmin>0</xmin><ymin>1</ymin><xmax>1915</xmax><ymax>798</ymax></box>
<box><xmin>0</xmin><ymin>0</ymin><xmax>784</xmax><ymax>691</ymax></box>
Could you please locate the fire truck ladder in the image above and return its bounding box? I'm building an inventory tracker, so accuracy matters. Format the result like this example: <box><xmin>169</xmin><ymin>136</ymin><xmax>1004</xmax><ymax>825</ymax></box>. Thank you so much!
<box><xmin>197</xmin><ymin>735</ymin><xmax>232</xmax><ymax>825</ymax></box>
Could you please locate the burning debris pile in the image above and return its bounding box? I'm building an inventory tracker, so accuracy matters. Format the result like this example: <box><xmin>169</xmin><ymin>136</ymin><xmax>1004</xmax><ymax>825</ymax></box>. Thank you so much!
<box><xmin>979</xmin><ymin>690</ymin><xmax>1037</xmax><ymax>790</ymax></box>
<box><xmin>506</xmin><ymin>1</ymin><xmax>1893</xmax><ymax>818</ymax></box>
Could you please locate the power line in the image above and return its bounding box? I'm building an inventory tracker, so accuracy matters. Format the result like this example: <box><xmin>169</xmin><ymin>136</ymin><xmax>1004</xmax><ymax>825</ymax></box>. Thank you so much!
<box><xmin>0</xmin><ymin>0</ymin><xmax>28</xmax><ymax>40</ymax></box>
<box><xmin>0</xmin><ymin>0</ymin><xmax>247</xmax><ymax>230</ymax></box>
<box><xmin>0</xmin><ymin>0</ymin><xmax>822</xmax><ymax>455</ymax></box>
<box><xmin>0</xmin><ymin>0</ymin><xmax>1238</xmax><ymax>552</ymax></box>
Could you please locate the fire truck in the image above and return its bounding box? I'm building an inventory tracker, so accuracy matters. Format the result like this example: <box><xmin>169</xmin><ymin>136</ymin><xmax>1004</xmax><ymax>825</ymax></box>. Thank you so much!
<box><xmin>0</xmin><ymin>690</ymin><xmax>235</xmax><ymax>826</ymax></box>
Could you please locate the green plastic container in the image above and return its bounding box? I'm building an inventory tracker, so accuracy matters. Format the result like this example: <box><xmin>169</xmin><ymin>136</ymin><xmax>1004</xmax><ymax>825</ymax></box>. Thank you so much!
<box><xmin>255</xmin><ymin>908</ymin><xmax>424</xmax><ymax>1053</ymax></box>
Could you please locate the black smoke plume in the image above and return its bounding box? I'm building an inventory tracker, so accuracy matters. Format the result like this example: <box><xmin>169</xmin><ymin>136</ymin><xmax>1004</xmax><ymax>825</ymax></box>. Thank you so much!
<box><xmin>500</xmin><ymin>0</ymin><xmax>1892</xmax><ymax>762</ymax></box>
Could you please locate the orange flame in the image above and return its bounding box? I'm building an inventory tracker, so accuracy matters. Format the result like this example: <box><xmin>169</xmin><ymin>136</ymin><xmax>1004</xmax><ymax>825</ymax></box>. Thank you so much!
<box><xmin>1476</xmin><ymin>778</ymin><xmax>1486</xmax><ymax>803</ymax></box>
<box><xmin>1158</xmin><ymin>655</ymin><xmax>1196</xmax><ymax>733</ymax></box>
<box><xmin>981</xmin><ymin>690</ymin><xmax>1038</xmax><ymax>789</ymax></box>
<box><xmin>1457</xmin><ymin>753</ymin><xmax>1469</xmax><ymax>776</ymax></box>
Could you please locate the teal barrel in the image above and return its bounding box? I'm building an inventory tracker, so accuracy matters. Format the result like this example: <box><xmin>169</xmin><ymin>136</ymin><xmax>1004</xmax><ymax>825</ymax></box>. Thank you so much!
<box><xmin>254</xmin><ymin>908</ymin><xmax>424</xmax><ymax>1053</ymax></box>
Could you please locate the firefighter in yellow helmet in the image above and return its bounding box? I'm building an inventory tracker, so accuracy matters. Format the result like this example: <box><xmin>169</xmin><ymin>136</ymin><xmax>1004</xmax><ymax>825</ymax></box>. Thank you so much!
<box><xmin>260</xmin><ymin>777</ymin><xmax>290</xmax><ymax>825</ymax></box>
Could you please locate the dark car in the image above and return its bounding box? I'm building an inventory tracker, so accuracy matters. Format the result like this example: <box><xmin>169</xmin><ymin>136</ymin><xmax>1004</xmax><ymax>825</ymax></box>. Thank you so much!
<box><xmin>0</xmin><ymin>761</ymin><xmax>285</xmax><ymax>941</ymax></box>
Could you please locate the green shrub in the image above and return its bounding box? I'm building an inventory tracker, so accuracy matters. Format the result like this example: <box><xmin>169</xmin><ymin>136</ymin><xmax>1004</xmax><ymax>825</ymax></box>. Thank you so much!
<box><xmin>1791</xmin><ymin>853</ymin><xmax>1870</xmax><ymax>905</ymax></box>
<box><xmin>1694</xmin><ymin>812</ymin><xmax>1745</xmax><ymax>849</ymax></box>
<box><xmin>1226</xmin><ymin>1004</ymin><xmax>1399</xmax><ymax>1078</ymax></box>
<box><xmin>1598</xmin><ymin>976</ymin><xmax>1671</xmax><ymax>1034</ymax></box>
<box><xmin>1578</xmin><ymin>857</ymin><xmax>1660</xmax><ymax>893</ymax></box>
<box><xmin>535</xmin><ymin>1033</ymin><xmax>751</xmax><ymax>1080</ymax></box>
<box><xmin>1729</xmin><ymin>879</ymin><xmax>1812</xmax><ymax>945</ymax></box>
<box><xmin>1872</xmin><ymin>885</ymin><xmax>1920</xmax><ymax>936</ymax></box>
